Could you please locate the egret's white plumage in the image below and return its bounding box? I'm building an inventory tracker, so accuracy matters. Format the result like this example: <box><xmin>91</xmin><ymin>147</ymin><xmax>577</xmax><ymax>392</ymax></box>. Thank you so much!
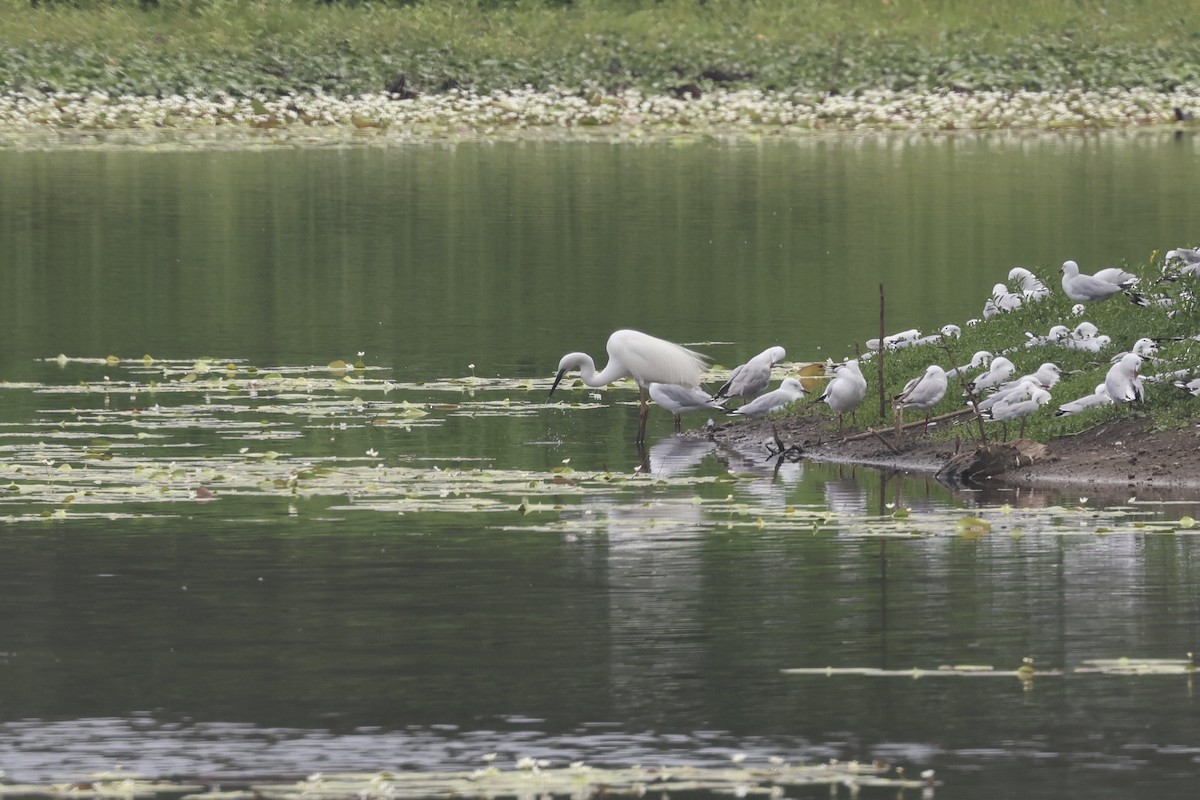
<box><xmin>550</xmin><ymin>329</ymin><xmax>708</xmax><ymax>443</ymax></box>
<box><xmin>648</xmin><ymin>383</ymin><xmax>725</xmax><ymax>431</ymax></box>
<box><xmin>713</xmin><ymin>345</ymin><xmax>786</xmax><ymax>403</ymax></box>
<box><xmin>729</xmin><ymin>378</ymin><xmax>806</xmax><ymax>418</ymax></box>
<box><xmin>1055</xmin><ymin>384</ymin><xmax>1112</xmax><ymax>416</ymax></box>
<box><xmin>1104</xmin><ymin>352</ymin><xmax>1144</xmax><ymax>404</ymax></box>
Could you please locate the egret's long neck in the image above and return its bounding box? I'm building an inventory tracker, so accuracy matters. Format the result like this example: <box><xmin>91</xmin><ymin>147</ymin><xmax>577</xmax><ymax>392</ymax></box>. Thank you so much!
<box><xmin>560</xmin><ymin>352</ymin><xmax>608</xmax><ymax>387</ymax></box>
<box><xmin>588</xmin><ymin>358</ymin><xmax>629</xmax><ymax>387</ymax></box>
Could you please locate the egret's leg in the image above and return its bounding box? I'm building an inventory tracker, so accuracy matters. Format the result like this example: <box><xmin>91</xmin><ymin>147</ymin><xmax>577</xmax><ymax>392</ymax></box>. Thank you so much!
<box><xmin>673</xmin><ymin>414</ymin><xmax>681</xmax><ymax>433</ymax></box>
<box><xmin>637</xmin><ymin>388</ymin><xmax>650</xmax><ymax>443</ymax></box>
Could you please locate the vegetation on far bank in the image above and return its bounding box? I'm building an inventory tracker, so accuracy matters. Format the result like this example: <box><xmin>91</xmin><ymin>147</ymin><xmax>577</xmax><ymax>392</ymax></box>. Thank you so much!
<box><xmin>1</xmin><ymin>0</ymin><xmax>1199</xmax><ymax>99</ymax></box>
<box><xmin>784</xmin><ymin>252</ymin><xmax>1200</xmax><ymax>445</ymax></box>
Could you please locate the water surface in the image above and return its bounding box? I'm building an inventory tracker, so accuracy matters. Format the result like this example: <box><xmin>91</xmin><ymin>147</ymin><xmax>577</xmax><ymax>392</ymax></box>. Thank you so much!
<box><xmin>1</xmin><ymin>133</ymin><xmax>1198</xmax><ymax>799</ymax></box>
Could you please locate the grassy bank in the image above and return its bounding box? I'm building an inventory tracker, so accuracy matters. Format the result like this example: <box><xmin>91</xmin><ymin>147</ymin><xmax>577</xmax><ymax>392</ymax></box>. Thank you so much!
<box><xmin>2</xmin><ymin>0</ymin><xmax>1199</xmax><ymax>99</ymax></box>
<box><xmin>791</xmin><ymin>252</ymin><xmax>1200</xmax><ymax>445</ymax></box>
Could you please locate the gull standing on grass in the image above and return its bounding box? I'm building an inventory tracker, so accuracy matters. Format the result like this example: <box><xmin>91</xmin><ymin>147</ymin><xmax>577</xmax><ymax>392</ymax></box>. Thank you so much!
<box><xmin>549</xmin><ymin>329</ymin><xmax>708</xmax><ymax>444</ymax></box>
<box><xmin>729</xmin><ymin>378</ymin><xmax>806</xmax><ymax>418</ymax></box>
<box><xmin>998</xmin><ymin>362</ymin><xmax>1062</xmax><ymax>393</ymax></box>
<box><xmin>648</xmin><ymin>383</ymin><xmax>726</xmax><ymax>432</ymax></box>
<box><xmin>975</xmin><ymin>376</ymin><xmax>1043</xmax><ymax>414</ymax></box>
<box><xmin>819</xmin><ymin>359</ymin><xmax>867</xmax><ymax>432</ymax></box>
<box><xmin>1060</xmin><ymin>260</ymin><xmax>1149</xmax><ymax>306</ymax></box>
<box><xmin>1104</xmin><ymin>353</ymin><xmax>1145</xmax><ymax>404</ymax></box>
<box><xmin>712</xmin><ymin>345</ymin><xmax>786</xmax><ymax>405</ymax></box>
<box><xmin>1055</xmin><ymin>384</ymin><xmax>1113</xmax><ymax>416</ymax></box>
<box><xmin>967</xmin><ymin>355</ymin><xmax>1016</xmax><ymax>395</ymax></box>
<box><xmin>981</xmin><ymin>387</ymin><xmax>1052</xmax><ymax>437</ymax></box>
<box><xmin>894</xmin><ymin>365</ymin><xmax>948</xmax><ymax>430</ymax></box>
<box><xmin>945</xmin><ymin>350</ymin><xmax>992</xmax><ymax>381</ymax></box>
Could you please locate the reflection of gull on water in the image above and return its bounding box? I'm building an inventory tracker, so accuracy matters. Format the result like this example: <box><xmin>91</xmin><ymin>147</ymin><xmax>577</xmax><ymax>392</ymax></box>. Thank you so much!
<box><xmin>821</xmin><ymin>470</ymin><xmax>869</xmax><ymax>515</ymax></box>
<box><xmin>646</xmin><ymin>435</ymin><xmax>718</xmax><ymax>478</ymax></box>
<box><xmin>715</xmin><ymin>441</ymin><xmax>803</xmax><ymax>507</ymax></box>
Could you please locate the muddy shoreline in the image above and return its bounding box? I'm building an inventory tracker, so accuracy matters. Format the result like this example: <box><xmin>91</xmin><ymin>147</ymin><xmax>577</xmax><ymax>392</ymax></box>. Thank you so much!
<box><xmin>703</xmin><ymin>407</ymin><xmax>1200</xmax><ymax>496</ymax></box>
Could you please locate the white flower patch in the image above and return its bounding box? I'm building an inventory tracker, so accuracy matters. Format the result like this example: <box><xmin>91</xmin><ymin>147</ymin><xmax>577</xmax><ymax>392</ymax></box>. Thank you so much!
<box><xmin>1</xmin><ymin>85</ymin><xmax>1199</xmax><ymax>143</ymax></box>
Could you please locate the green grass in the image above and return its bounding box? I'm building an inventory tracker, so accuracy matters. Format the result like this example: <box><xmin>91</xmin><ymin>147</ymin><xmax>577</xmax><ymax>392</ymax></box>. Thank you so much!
<box><xmin>797</xmin><ymin>251</ymin><xmax>1200</xmax><ymax>442</ymax></box>
<box><xmin>1</xmin><ymin>0</ymin><xmax>1199</xmax><ymax>97</ymax></box>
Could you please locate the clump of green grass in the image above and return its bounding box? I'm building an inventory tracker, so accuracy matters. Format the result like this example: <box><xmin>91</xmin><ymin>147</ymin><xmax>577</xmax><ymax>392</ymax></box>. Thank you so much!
<box><xmin>798</xmin><ymin>251</ymin><xmax>1200</xmax><ymax>443</ymax></box>
<box><xmin>1</xmin><ymin>0</ymin><xmax>1198</xmax><ymax>97</ymax></box>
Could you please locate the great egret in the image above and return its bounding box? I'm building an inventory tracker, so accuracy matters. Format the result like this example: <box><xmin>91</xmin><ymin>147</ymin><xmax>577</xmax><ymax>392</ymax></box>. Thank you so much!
<box><xmin>728</xmin><ymin>377</ymin><xmax>806</xmax><ymax>418</ymax></box>
<box><xmin>648</xmin><ymin>383</ymin><xmax>725</xmax><ymax>432</ymax></box>
<box><xmin>712</xmin><ymin>345</ymin><xmax>786</xmax><ymax>404</ymax></box>
<box><xmin>549</xmin><ymin>329</ymin><xmax>708</xmax><ymax>443</ymax></box>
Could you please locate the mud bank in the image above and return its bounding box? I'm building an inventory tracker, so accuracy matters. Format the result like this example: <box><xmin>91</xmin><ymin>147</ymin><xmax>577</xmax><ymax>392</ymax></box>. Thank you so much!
<box><xmin>706</xmin><ymin>409</ymin><xmax>1200</xmax><ymax>495</ymax></box>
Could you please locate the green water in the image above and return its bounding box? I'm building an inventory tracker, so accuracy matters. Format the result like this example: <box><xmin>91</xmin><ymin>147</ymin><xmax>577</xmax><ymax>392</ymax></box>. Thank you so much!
<box><xmin>0</xmin><ymin>133</ymin><xmax>1198</xmax><ymax>798</ymax></box>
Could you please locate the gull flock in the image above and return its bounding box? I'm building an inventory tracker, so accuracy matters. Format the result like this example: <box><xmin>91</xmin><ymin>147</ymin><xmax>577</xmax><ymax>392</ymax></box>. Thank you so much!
<box><xmin>551</xmin><ymin>249</ymin><xmax>1200</xmax><ymax>442</ymax></box>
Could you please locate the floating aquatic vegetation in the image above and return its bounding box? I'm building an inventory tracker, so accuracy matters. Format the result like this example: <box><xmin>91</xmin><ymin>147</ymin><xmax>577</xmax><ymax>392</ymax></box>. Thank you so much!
<box><xmin>218</xmin><ymin>761</ymin><xmax>928</xmax><ymax>800</ymax></box>
<box><xmin>783</xmin><ymin>660</ymin><xmax>1047</xmax><ymax>680</ymax></box>
<box><xmin>3</xmin><ymin>356</ymin><xmax>1199</xmax><ymax>537</ymax></box>
<box><xmin>0</xmin><ymin>774</ymin><xmax>203</xmax><ymax>798</ymax></box>
<box><xmin>784</xmin><ymin>656</ymin><xmax>1197</xmax><ymax>679</ymax></box>
<box><xmin>1074</xmin><ymin>657</ymin><xmax>1196</xmax><ymax>675</ymax></box>
<box><xmin>0</xmin><ymin>760</ymin><xmax>935</xmax><ymax>799</ymax></box>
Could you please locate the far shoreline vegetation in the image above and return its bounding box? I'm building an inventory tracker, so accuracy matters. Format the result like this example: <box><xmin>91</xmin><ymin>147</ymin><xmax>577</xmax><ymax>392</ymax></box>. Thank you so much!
<box><xmin>2</xmin><ymin>0</ymin><xmax>1199</xmax><ymax>101</ymax></box>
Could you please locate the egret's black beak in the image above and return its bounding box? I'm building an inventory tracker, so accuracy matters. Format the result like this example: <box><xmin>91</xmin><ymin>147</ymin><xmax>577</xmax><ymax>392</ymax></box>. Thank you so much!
<box><xmin>548</xmin><ymin>368</ymin><xmax>567</xmax><ymax>398</ymax></box>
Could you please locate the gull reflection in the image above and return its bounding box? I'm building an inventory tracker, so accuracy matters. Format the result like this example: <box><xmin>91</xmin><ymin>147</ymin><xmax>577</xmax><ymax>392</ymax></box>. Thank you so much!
<box><xmin>715</xmin><ymin>439</ymin><xmax>803</xmax><ymax>507</ymax></box>
<box><xmin>645</xmin><ymin>435</ymin><xmax>718</xmax><ymax>478</ymax></box>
